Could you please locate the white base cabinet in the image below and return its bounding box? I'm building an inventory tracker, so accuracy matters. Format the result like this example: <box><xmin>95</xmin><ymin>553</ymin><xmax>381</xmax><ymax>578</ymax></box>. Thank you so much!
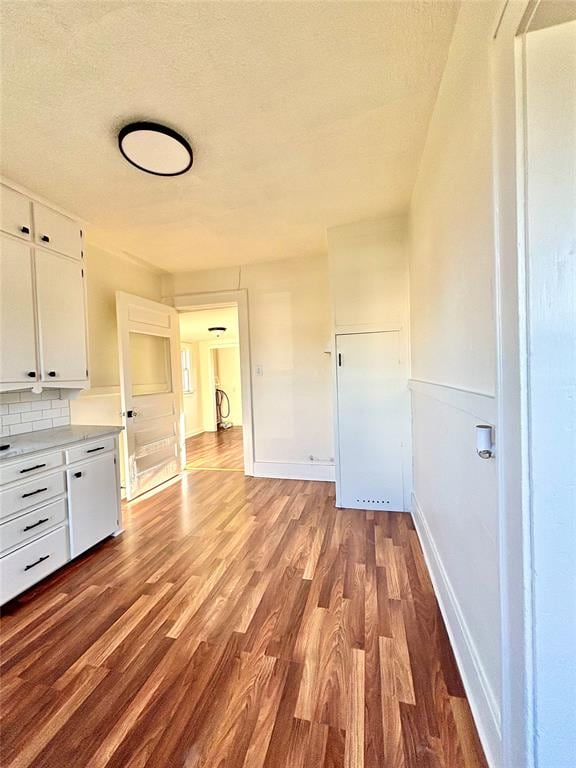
<box><xmin>0</xmin><ymin>433</ymin><xmax>121</xmax><ymax>604</ymax></box>
<box><xmin>67</xmin><ymin>452</ymin><xmax>119</xmax><ymax>557</ymax></box>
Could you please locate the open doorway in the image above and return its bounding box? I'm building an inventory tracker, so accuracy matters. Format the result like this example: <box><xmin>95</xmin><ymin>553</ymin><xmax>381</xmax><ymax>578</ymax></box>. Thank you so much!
<box><xmin>178</xmin><ymin>301</ymin><xmax>249</xmax><ymax>474</ymax></box>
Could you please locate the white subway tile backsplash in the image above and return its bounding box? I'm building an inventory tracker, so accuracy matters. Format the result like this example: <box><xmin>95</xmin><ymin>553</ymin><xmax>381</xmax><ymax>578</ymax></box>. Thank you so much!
<box><xmin>8</xmin><ymin>423</ymin><xmax>31</xmax><ymax>435</ymax></box>
<box><xmin>0</xmin><ymin>388</ymin><xmax>70</xmax><ymax>436</ymax></box>
<box><xmin>8</xmin><ymin>402</ymin><xmax>32</xmax><ymax>414</ymax></box>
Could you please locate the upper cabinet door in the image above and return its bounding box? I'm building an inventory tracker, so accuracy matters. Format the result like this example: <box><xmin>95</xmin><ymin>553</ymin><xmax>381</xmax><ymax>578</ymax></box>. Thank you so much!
<box><xmin>0</xmin><ymin>186</ymin><xmax>32</xmax><ymax>241</ymax></box>
<box><xmin>35</xmin><ymin>249</ymin><xmax>87</xmax><ymax>384</ymax></box>
<box><xmin>0</xmin><ymin>237</ymin><xmax>37</xmax><ymax>383</ymax></box>
<box><xmin>33</xmin><ymin>203</ymin><xmax>82</xmax><ymax>260</ymax></box>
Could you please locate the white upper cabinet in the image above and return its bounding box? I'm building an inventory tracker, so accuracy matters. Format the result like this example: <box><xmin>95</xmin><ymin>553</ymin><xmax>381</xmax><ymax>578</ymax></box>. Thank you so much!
<box><xmin>33</xmin><ymin>203</ymin><xmax>82</xmax><ymax>260</ymax></box>
<box><xmin>0</xmin><ymin>185</ymin><xmax>32</xmax><ymax>241</ymax></box>
<box><xmin>35</xmin><ymin>249</ymin><xmax>87</xmax><ymax>384</ymax></box>
<box><xmin>0</xmin><ymin>183</ymin><xmax>88</xmax><ymax>392</ymax></box>
<box><xmin>0</xmin><ymin>236</ymin><xmax>37</xmax><ymax>383</ymax></box>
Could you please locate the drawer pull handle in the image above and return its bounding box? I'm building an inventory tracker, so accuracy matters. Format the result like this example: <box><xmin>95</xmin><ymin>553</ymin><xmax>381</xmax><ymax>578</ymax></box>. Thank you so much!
<box><xmin>40</xmin><ymin>234</ymin><xmax>50</xmax><ymax>243</ymax></box>
<box><xmin>23</xmin><ymin>517</ymin><xmax>50</xmax><ymax>532</ymax></box>
<box><xmin>20</xmin><ymin>225</ymin><xmax>30</xmax><ymax>234</ymax></box>
<box><xmin>24</xmin><ymin>554</ymin><xmax>50</xmax><ymax>571</ymax></box>
<box><xmin>86</xmin><ymin>446</ymin><xmax>105</xmax><ymax>453</ymax></box>
<box><xmin>20</xmin><ymin>463</ymin><xmax>47</xmax><ymax>474</ymax></box>
<box><xmin>22</xmin><ymin>487</ymin><xmax>48</xmax><ymax>499</ymax></box>
<box><xmin>73</xmin><ymin>471</ymin><xmax>82</xmax><ymax>479</ymax></box>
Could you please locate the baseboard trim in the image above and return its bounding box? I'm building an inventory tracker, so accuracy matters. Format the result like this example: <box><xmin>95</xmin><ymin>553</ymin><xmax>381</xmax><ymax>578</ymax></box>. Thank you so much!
<box><xmin>411</xmin><ymin>492</ymin><xmax>501</xmax><ymax>768</ymax></box>
<box><xmin>253</xmin><ymin>460</ymin><xmax>335</xmax><ymax>482</ymax></box>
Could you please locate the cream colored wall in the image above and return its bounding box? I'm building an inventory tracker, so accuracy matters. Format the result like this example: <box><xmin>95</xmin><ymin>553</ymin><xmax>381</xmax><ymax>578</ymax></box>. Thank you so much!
<box><xmin>327</xmin><ymin>215</ymin><xmax>411</xmax><ymax>510</ymax></box>
<box><xmin>70</xmin><ymin>243</ymin><xmax>163</xmax><ymax>428</ymax></box>
<box><xmin>164</xmin><ymin>254</ymin><xmax>334</xmax><ymax>469</ymax></box>
<box><xmin>181</xmin><ymin>341</ymin><xmax>203</xmax><ymax>438</ymax></box>
<box><xmin>215</xmin><ymin>346</ymin><xmax>242</xmax><ymax>426</ymax></box>
<box><xmin>408</xmin><ymin>2</ymin><xmax>502</xmax><ymax>764</ymax></box>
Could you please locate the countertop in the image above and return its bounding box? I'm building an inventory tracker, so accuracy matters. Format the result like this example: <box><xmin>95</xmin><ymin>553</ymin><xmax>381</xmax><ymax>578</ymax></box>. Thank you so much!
<box><xmin>0</xmin><ymin>425</ymin><xmax>123</xmax><ymax>461</ymax></box>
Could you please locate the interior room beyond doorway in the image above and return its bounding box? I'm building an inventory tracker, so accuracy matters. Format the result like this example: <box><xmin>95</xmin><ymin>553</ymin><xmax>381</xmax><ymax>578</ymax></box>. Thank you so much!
<box><xmin>179</xmin><ymin>304</ymin><xmax>244</xmax><ymax>473</ymax></box>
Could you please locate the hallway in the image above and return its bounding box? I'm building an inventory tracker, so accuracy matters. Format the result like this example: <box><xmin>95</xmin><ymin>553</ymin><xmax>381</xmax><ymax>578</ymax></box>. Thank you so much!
<box><xmin>1</xmin><ymin>466</ymin><xmax>486</xmax><ymax>767</ymax></box>
<box><xmin>186</xmin><ymin>427</ymin><xmax>244</xmax><ymax>471</ymax></box>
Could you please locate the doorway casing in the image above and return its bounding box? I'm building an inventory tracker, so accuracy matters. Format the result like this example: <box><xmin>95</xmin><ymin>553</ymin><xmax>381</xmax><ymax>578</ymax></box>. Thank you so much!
<box><xmin>171</xmin><ymin>290</ymin><xmax>254</xmax><ymax>477</ymax></box>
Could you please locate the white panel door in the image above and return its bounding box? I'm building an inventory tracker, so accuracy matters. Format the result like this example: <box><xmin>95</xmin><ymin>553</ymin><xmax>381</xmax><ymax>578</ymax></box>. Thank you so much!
<box><xmin>116</xmin><ymin>291</ymin><xmax>184</xmax><ymax>500</ymax></box>
<box><xmin>67</xmin><ymin>452</ymin><xmax>119</xmax><ymax>556</ymax></box>
<box><xmin>336</xmin><ymin>331</ymin><xmax>404</xmax><ymax>510</ymax></box>
<box><xmin>35</xmin><ymin>248</ymin><xmax>88</xmax><ymax>384</ymax></box>
<box><xmin>0</xmin><ymin>236</ymin><xmax>37</xmax><ymax>383</ymax></box>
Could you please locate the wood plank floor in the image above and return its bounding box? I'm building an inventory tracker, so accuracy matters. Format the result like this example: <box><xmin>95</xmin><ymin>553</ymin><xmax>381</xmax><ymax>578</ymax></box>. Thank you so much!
<box><xmin>0</xmin><ymin>434</ymin><xmax>487</xmax><ymax>768</ymax></box>
<box><xmin>186</xmin><ymin>427</ymin><xmax>244</xmax><ymax>471</ymax></box>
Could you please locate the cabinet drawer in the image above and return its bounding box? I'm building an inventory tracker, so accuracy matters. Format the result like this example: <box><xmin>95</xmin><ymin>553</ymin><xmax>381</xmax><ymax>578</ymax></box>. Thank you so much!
<box><xmin>0</xmin><ymin>186</ymin><xmax>32</xmax><ymax>241</ymax></box>
<box><xmin>0</xmin><ymin>471</ymin><xmax>65</xmax><ymax>521</ymax></box>
<box><xmin>0</xmin><ymin>526</ymin><xmax>69</xmax><ymax>604</ymax></box>
<box><xmin>33</xmin><ymin>203</ymin><xmax>82</xmax><ymax>259</ymax></box>
<box><xmin>0</xmin><ymin>451</ymin><xmax>63</xmax><ymax>486</ymax></box>
<box><xmin>0</xmin><ymin>498</ymin><xmax>67</xmax><ymax>554</ymax></box>
<box><xmin>66</xmin><ymin>438</ymin><xmax>114</xmax><ymax>464</ymax></box>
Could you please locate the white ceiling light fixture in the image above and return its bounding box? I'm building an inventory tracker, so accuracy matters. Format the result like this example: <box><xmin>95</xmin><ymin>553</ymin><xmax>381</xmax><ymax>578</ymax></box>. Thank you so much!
<box><xmin>208</xmin><ymin>326</ymin><xmax>226</xmax><ymax>338</ymax></box>
<box><xmin>118</xmin><ymin>121</ymin><xmax>193</xmax><ymax>176</ymax></box>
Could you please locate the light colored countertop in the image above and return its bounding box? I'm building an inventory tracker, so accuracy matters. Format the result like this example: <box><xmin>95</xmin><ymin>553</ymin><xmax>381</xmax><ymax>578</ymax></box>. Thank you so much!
<box><xmin>0</xmin><ymin>425</ymin><xmax>123</xmax><ymax>461</ymax></box>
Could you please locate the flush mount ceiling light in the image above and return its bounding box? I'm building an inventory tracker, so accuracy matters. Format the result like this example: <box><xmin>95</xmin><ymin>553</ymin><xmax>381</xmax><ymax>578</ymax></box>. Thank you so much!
<box><xmin>208</xmin><ymin>326</ymin><xmax>227</xmax><ymax>337</ymax></box>
<box><xmin>118</xmin><ymin>121</ymin><xmax>193</xmax><ymax>176</ymax></box>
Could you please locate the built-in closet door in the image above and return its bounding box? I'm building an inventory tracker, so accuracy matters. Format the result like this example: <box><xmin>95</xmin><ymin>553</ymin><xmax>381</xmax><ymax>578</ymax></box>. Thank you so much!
<box><xmin>34</xmin><ymin>248</ymin><xmax>87</xmax><ymax>384</ymax></box>
<box><xmin>335</xmin><ymin>331</ymin><xmax>404</xmax><ymax>510</ymax></box>
<box><xmin>0</xmin><ymin>236</ymin><xmax>37</xmax><ymax>383</ymax></box>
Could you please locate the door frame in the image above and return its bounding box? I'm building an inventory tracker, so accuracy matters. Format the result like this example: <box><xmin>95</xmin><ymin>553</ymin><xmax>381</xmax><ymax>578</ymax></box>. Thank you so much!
<box><xmin>492</xmin><ymin>1</ymin><xmax>576</xmax><ymax>765</ymax></box>
<box><xmin>171</xmin><ymin>289</ymin><xmax>254</xmax><ymax>476</ymax></box>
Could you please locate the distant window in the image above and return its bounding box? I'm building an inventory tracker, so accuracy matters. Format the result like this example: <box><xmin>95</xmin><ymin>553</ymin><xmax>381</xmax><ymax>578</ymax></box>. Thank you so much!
<box><xmin>181</xmin><ymin>347</ymin><xmax>194</xmax><ymax>394</ymax></box>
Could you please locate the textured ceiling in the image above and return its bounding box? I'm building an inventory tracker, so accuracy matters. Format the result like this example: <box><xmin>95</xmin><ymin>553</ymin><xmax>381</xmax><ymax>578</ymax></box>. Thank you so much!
<box><xmin>0</xmin><ymin>1</ymin><xmax>458</xmax><ymax>272</ymax></box>
<box><xmin>179</xmin><ymin>306</ymin><xmax>239</xmax><ymax>343</ymax></box>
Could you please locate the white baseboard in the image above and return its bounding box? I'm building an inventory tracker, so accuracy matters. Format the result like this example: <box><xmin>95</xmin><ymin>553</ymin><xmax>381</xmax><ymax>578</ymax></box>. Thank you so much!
<box><xmin>411</xmin><ymin>492</ymin><xmax>501</xmax><ymax>768</ymax></box>
<box><xmin>253</xmin><ymin>460</ymin><xmax>335</xmax><ymax>482</ymax></box>
<box><xmin>185</xmin><ymin>428</ymin><xmax>204</xmax><ymax>439</ymax></box>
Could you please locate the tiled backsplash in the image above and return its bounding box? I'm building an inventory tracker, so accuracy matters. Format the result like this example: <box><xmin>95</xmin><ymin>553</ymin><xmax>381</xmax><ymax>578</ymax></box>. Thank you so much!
<box><xmin>0</xmin><ymin>390</ymin><xmax>70</xmax><ymax>437</ymax></box>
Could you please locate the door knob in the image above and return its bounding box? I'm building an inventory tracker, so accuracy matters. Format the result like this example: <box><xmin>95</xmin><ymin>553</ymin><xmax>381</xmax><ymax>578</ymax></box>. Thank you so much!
<box><xmin>27</xmin><ymin>371</ymin><xmax>36</xmax><ymax>378</ymax></box>
<box><xmin>47</xmin><ymin>371</ymin><xmax>56</xmax><ymax>377</ymax></box>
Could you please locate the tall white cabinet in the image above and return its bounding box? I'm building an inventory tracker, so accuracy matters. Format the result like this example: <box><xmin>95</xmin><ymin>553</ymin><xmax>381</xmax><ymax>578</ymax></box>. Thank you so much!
<box><xmin>0</xmin><ymin>183</ymin><xmax>88</xmax><ymax>391</ymax></box>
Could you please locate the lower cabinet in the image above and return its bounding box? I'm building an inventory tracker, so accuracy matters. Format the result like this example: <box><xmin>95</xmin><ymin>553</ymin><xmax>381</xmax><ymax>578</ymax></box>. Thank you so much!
<box><xmin>67</xmin><ymin>452</ymin><xmax>119</xmax><ymax>557</ymax></box>
<box><xmin>0</xmin><ymin>434</ymin><xmax>121</xmax><ymax>604</ymax></box>
<box><xmin>0</xmin><ymin>526</ymin><xmax>69</xmax><ymax>605</ymax></box>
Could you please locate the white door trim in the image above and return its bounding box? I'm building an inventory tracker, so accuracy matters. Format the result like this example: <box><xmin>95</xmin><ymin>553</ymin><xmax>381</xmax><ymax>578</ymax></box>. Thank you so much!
<box><xmin>170</xmin><ymin>290</ymin><xmax>254</xmax><ymax>477</ymax></box>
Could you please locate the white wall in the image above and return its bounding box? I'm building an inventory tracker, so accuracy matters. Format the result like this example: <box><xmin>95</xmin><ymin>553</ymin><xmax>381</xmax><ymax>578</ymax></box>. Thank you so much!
<box><xmin>524</xmin><ymin>20</ymin><xmax>576</xmax><ymax>768</ymax></box>
<box><xmin>164</xmin><ymin>254</ymin><xmax>334</xmax><ymax>480</ymax></box>
<box><xmin>327</xmin><ymin>216</ymin><xmax>411</xmax><ymax>510</ymax></box>
<box><xmin>215</xmin><ymin>346</ymin><xmax>242</xmax><ymax>426</ymax></box>
<box><xmin>408</xmin><ymin>2</ymin><xmax>502</xmax><ymax>765</ymax></box>
<box><xmin>181</xmin><ymin>341</ymin><xmax>203</xmax><ymax>438</ymax></box>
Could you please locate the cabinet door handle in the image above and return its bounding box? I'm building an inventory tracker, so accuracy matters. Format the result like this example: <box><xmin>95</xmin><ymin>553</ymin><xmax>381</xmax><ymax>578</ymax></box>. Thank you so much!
<box><xmin>73</xmin><ymin>471</ymin><xmax>82</xmax><ymax>478</ymax></box>
<box><xmin>23</xmin><ymin>517</ymin><xmax>50</xmax><ymax>532</ymax></box>
<box><xmin>86</xmin><ymin>446</ymin><xmax>105</xmax><ymax>454</ymax></box>
<box><xmin>20</xmin><ymin>463</ymin><xmax>47</xmax><ymax>474</ymax></box>
<box><xmin>47</xmin><ymin>371</ymin><xmax>57</xmax><ymax>377</ymax></box>
<box><xmin>24</xmin><ymin>554</ymin><xmax>50</xmax><ymax>571</ymax></box>
<box><xmin>20</xmin><ymin>225</ymin><xmax>30</xmax><ymax>234</ymax></box>
<box><xmin>40</xmin><ymin>234</ymin><xmax>50</xmax><ymax>243</ymax></box>
<box><xmin>27</xmin><ymin>371</ymin><xmax>36</xmax><ymax>378</ymax></box>
<box><xmin>21</xmin><ymin>487</ymin><xmax>48</xmax><ymax>498</ymax></box>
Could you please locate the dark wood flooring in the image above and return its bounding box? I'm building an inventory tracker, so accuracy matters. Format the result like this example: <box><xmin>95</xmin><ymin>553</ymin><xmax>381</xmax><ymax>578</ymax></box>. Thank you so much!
<box><xmin>0</xmin><ymin>432</ymin><xmax>487</xmax><ymax>767</ymax></box>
